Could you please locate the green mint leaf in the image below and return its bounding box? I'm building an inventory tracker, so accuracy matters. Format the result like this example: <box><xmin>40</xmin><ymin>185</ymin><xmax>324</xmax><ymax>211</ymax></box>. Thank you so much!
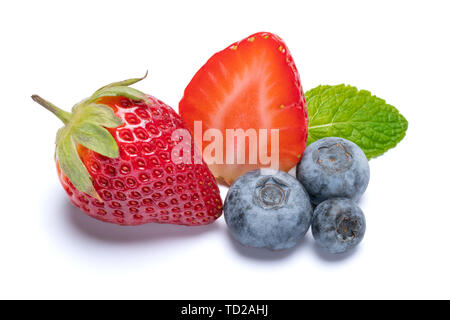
<box><xmin>306</xmin><ymin>84</ymin><xmax>408</xmax><ymax>159</ymax></box>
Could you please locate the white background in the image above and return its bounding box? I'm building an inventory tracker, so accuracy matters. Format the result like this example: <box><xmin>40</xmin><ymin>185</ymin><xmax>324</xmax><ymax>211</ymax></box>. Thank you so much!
<box><xmin>1</xmin><ymin>0</ymin><xmax>449</xmax><ymax>299</ymax></box>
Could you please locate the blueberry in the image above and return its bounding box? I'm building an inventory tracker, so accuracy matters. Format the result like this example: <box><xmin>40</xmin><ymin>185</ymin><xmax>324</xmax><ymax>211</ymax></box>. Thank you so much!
<box><xmin>312</xmin><ymin>198</ymin><xmax>366</xmax><ymax>254</ymax></box>
<box><xmin>224</xmin><ymin>169</ymin><xmax>313</xmax><ymax>250</ymax></box>
<box><xmin>296</xmin><ymin>137</ymin><xmax>370</xmax><ymax>205</ymax></box>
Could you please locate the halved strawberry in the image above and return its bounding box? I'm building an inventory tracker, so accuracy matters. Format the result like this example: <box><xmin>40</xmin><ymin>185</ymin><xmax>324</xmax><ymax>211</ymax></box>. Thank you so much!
<box><xmin>179</xmin><ymin>32</ymin><xmax>308</xmax><ymax>185</ymax></box>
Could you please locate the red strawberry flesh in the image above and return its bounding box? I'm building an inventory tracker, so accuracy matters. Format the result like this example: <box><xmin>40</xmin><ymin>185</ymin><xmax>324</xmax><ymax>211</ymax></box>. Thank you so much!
<box><xmin>179</xmin><ymin>32</ymin><xmax>308</xmax><ymax>185</ymax></box>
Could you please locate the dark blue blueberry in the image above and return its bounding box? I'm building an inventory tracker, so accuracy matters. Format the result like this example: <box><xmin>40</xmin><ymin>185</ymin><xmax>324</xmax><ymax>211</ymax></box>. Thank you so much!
<box><xmin>296</xmin><ymin>137</ymin><xmax>370</xmax><ymax>205</ymax></box>
<box><xmin>312</xmin><ymin>198</ymin><xmax>366</xmax><ymax>254</ymax></box>
<box><xmin>224</xmin><ymin>169</ymin><xmax>313</xmax><ymax>250</ymax></box>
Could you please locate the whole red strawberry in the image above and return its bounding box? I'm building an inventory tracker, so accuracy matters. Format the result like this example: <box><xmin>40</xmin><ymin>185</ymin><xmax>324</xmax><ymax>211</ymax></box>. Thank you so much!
<box><xmin>32</xmin><ymin>73</ymin><xmax>222</xmax><ymax>226</ymax></box>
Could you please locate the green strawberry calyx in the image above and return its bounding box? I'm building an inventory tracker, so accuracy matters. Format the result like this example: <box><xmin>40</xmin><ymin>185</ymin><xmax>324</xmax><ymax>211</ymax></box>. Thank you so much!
<box><xmin>31</xmin><ymin>72</ymin><xmax>148</xmax><ymax>200</ymax></box>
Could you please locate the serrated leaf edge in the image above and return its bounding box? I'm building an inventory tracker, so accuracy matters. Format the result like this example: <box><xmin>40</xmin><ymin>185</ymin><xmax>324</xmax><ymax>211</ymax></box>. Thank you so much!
<box><xmin>306</xmin><ymin>84</ymin><xmax>408</xmax><ymax>159</ymax></box>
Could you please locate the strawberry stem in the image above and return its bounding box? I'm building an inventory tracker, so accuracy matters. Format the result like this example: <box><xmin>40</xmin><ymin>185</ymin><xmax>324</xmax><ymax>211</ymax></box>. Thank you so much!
<box><xmin>31</xmin><ymin>95</ymin><xmax>72</xmax><ymax>124</ymax></box>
